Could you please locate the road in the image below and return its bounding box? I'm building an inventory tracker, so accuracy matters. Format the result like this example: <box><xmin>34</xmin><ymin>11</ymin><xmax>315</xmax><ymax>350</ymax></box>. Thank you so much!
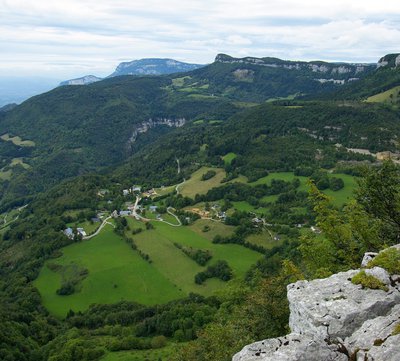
<box><xmin>83</xmin><ymin>216</ymin><xmax>113</xmax><ymax>240</ymax></box>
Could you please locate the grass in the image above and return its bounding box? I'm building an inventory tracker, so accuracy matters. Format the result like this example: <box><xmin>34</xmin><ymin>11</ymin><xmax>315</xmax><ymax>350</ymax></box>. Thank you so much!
<box><xmin>232</xmin><ymin>101</ymin><xmax>260</xmax><ymax>108</ymax></box>
<box><xmin>180</xmin><ymin>167</ymin><xmax>226</xmax><ymax>198</ymax></box>
<box><xmin>133</xmin><ymin>220</ymin><xmax>263</xmax><ymax>296</ymax></box>
<box><xmin>222</xmin><ymin>152</ymin><xmax>237</xmax><ymax>165</ymax></box>
<box><xmin>366</xmin><ymin>85</ymin><xmax>400</xmax><ymax>104</ymax></box>
<box><xmin>67</xmin><ymin>220</ymin><xmax>100</xmax><ymax>235</ymax></box>
<box><xmin>153</xmin><ymin>185</ymin><xmax>175</xmax><ymax>197</ymax></box>
<box><xmin>188</xmin><ymin>219</ymin><xmax>234</xmax><ymax>241</ymax></box>
<box><xmin>246</xmin><ymin>231</ymin><xmax>283</xmax><ymax>250</ymax></box>
<box><xmin>351</xmin><ymin>270</ymin><xmax>389</xmax><ymax>291</ymax></box>
<box><xmin>367</xmin><ymin>248</ymin><xmax>400</xmax><ymax>274</ymax></box>
<box><xmin>0</xmin><ymin>169</ymin><xmax>12</xmax><ymax>180</ymax></box>
<box><xmin>232</xmin><ymin>201</ymin><xmax>268</xmax><ymax>215</ymax></box>
<box><xmin>0</xmin><ymin>133</ymin><xmax>35</xmax><ymax>147</ymax></box>
<box><xmin>251</xmin><ymin>172</ymin><xmax>357</xmax><ymax>207</ymax></box>
<box><xmin>101</xmin><ymin>343</ymin><xmax>180</xmax><ymax>361</ymax></box>
<box><xmin>172</xmin><ymin>76</ymin><xmax>191</xmax><ymax>87</ymax></box>
<box><xmin>10</xmin><ymin>157</ymin><xmax>30</xmax><ymax>169</ymax></box>
<box><xmin>34</xmin><ymin>224</ymin><xmax>183</xmax><ymax>318</ymax></box>
<box><xmin>324</xmin><ymin>174</ymin><xmax>358</xmax><ymax>207</ymax></box>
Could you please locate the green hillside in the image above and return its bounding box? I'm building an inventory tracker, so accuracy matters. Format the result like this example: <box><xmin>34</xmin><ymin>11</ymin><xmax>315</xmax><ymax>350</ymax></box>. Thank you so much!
<box><xmin>1</xmin><ymin>53</ymin><xmax>400</xmax><ymax>361</ymax></box>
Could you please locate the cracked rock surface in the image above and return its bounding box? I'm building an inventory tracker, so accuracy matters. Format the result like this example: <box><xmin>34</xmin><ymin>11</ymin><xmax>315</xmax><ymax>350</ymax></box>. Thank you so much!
<box><xmin>233</xmin><ymin>247</ymin><xmax>400</xmax><ymax>361</ymax></box>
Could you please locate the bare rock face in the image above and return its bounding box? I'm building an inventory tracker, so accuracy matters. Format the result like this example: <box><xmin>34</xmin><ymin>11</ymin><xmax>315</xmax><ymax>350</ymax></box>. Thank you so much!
<box><xmin>233</xmin><ymin>247</ymin><xmax>400</xmax><ymax>361</ymax></box>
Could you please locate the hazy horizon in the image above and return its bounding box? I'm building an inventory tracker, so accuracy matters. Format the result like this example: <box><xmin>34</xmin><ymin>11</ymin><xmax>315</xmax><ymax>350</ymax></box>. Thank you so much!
<box><xmin>1</xmin><ymin>0</ymin><xmax>399</xmax><ymax>79</ymax></box>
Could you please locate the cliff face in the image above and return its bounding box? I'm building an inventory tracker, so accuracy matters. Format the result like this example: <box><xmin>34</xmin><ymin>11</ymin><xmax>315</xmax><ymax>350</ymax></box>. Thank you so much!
<box><xmin>233</xmin><ymin>247</ymin><xmax>400</xmax><ymax>361</ymax></box>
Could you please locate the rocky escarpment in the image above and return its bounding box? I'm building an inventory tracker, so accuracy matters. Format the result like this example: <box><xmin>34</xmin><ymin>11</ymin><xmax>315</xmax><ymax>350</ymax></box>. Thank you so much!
<box><xmin>377</xmin><ymin>53</ymin><xmax>400</xmax><ymax>68</ymax></box>
<box><xmin>59</xmin><ymin>75</ymin><xmax>103</xmax><ymax>86</ymax></box>
<box><xmin>128</xmin><ymin>117</ymin><xmax>186</xmax><ymax>144</ymax></box>
<box><xmin>233</xmin><ymin>247</ymin><xmax>400</xmax><ymax>361</ymax></box>
<box><xmin>109</xmin><ymin>58</ymin><xmax>204</xmax><ymax>77</ymax></box>
<box><xmin>215</xmin><ymin>54</ymin><xmax>374</xmax><ymax>83</ymax></box>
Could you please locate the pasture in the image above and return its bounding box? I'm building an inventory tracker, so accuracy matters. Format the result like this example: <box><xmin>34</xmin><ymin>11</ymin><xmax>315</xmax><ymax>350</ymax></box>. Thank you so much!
<box><xmin>179</xmin><ymin>166</ymin><xmax>226</xmax><ymax>198</ymax></box>
<box><xmin>1</xmin><ymin>133</ymin><xmax>35</xmax><ymax>147</ymax></box>
<box><xmin>222</xmin><ymin>152</ymin><xmax>237</xmax><ymax>165</ymax></box>
<box><xmin>34</xmin><ymin>224</ymin><xmax>183</xmax><ymax>318</ymax></box>
<box><xmin>132</xmin><ymin>220</ymin><xmax>263</xmax><ymax>295</ymax></box>
<box><xmin>366</xmin><ymin>85</ymin><xmax>400</xmax><ymax>105</ymax></box>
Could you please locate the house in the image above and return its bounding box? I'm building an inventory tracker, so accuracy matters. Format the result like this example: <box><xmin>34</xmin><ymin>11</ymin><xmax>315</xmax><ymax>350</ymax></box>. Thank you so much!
<box><xmin>119</xmin><ymin>210</ymin><xmax>131</xmax><ymax>216</ymax></box>
<box><xmin>217</xmin><ymin>212</ymin><xmax>227</xmax><ymax>221</ymax></box>
<box><xmin>211</xmin><ymin>204</ymin><xmax>220</xmax><ymax>211</ymax></box>
<box><xmin>122</xmin><ymin>189</ymin><xmax>130</xmax><ymax>196</ymax></box>
<box><xmin>77</xmin><ymin>228</ymin><xmax>87</xmax><ymax>237</ymax></box>
<box><xmin>132</xmin><ymin>186</ymin><xmax>141</xmax><ymax>192</ymax></box>
<box><xmin>311</xmin><ymin>226</ymin><xmax>322</xmax><ymax>234</ymax></box>
<box><xmin>149</xmin><ymin>205</ymin><xmax>158</xmax><ymax>212</ymax></box>
<box><xmin>64</xmin><ymin>227</ymin><xmax>74</xmax><ymax>239</ymax></box>
<box><xmin>97</xmin><ymin>189</ymin><xmax>109</xmax><ymax>197</ymax></box>
<box><xmin>91</xmin><ymin>217</ymin><xmax>101</xmax><ymax>223</ymax></box>
<box><xmin>112</xmin><ymin>210</ymin><xmax>119</xmax><ymax>218</ymax></box>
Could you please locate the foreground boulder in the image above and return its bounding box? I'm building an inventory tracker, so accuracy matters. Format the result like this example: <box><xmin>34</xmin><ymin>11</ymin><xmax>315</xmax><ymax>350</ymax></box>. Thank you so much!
<box><xmin>233</xmin><ymin>248</ymin><xmax>400</xmax><ymax>361</ymax></box>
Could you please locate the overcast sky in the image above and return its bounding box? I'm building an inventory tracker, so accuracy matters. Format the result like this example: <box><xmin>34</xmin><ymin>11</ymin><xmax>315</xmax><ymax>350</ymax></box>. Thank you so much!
<box><xmin>1</xmin><ymin>0</ymin><xmax>400</xmax><ymax>79</ymax></box>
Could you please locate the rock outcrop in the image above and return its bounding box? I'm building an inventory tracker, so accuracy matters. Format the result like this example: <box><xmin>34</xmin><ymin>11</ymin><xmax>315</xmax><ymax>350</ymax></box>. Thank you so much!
<box><xmin>214</xmin><ymin>54</ymin><xmax>375</xmax><ymax>83</ymax></box>
<box><xmin>128</xmin><ymin>117</ymin><xmax>186</xmax><ymax>144</ymax></box>
<box><xmin>59</xmin><ymin>75</ymin><xmax>102</xmax><ymax>86</ymax></box>
<box><xmin>377</xmin><ymin>53</ymin><xmax>400</xmax><ymax>68</ymax></box>
<box><xmin>233</xmin><ymin>247</ymin><xmax>400</xmax><ymax>361</ymax></box>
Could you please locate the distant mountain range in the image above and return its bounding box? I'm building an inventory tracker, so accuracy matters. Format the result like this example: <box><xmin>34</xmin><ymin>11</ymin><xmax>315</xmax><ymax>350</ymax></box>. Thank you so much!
<box><xmin>59</xmin><ymin>75</ymin><xmax>103</xmax><ymax>86</ymax></box>
<box><xmin>60</xmin><ymin>58</ymin><xmax>205</xmax><ymax>86</ymax></box>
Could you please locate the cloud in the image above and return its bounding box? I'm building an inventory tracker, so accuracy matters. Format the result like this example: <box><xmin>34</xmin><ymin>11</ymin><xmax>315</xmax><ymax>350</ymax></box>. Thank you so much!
<box><xmin>0</xmin><ymin>0</ymin><xmax>399</xmax><ymax>78</ymax></box>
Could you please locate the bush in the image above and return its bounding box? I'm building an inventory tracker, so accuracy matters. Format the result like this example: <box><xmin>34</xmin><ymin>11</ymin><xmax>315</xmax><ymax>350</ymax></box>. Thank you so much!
<box><xmin>351</xmin><ymin>270</ymin><xmax>388</xmax><ymax>291</ymax></box>
<box><xmin>367</xmin><ymin>248</ymin><xmax>400</xmax><ymax>274</ymax></box>
<box><xmin>329</xmin><ymin>177</ymin><xmax>344</xmax><ymax>191</ymax></box>
<box><xmin>151</xmin><ymin>335</ymin><xmax>167</xmax><ymax>349</ymax></box>
<box><xmin>201</xmin><ymin>170</ymin><xmax>217</xmax><ymax>181</ymax></box>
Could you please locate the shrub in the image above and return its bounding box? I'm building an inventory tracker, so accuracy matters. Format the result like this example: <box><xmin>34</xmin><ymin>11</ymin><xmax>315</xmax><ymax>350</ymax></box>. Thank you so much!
<box><xmin>351</xmin><ymin>270</ymin><xmax>388</xmax><ymax>291</ymax></box>
<box><xmin>367</xmin><ymin>248</ymin><xmax>400</xmax><ymax>274</ymax></box>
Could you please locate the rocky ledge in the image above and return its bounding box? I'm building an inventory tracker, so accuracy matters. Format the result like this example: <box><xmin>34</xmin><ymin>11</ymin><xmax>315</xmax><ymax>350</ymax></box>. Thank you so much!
<box><xmin>233</xmin><ymin>247</ymin><xmax>400</xmax><ymax>361</ymax></box>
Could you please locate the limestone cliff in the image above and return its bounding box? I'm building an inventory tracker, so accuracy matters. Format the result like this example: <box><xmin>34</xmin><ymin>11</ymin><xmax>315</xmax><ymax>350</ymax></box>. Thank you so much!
<box><xmin>233</xmin><ymin>247</ymin><xmax>400</xmax><ymax>361</ymax></box>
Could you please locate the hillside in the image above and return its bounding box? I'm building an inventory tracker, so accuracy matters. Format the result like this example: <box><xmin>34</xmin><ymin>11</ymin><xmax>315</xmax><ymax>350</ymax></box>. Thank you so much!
<box><xmin>109</xmin><ymin>58</ymin><xmax>204</xmax><ymax>77</ymax></box>
<box><xmin>1</xmin><ymin>52</ymin><xmax>400</xmax><ymax>361</ymax></box>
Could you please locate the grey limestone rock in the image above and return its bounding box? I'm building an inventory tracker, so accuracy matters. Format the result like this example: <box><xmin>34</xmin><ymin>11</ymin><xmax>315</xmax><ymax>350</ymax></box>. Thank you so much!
<box><xmin>233</xmin><ymin>246</ymin><xmax>400</xmax><ymax>361</ymax></box>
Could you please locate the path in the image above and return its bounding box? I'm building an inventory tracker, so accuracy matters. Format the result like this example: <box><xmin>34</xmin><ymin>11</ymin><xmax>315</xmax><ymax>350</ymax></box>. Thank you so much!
<box><xmin>83</xmin><ymin>216</ymin><xmax>113</xmax><ymax>240</ymax></box>
<box><xmin>175</xmin><ymin>178</ymin><xmax>186</xmax><ymax>195</ymax></box>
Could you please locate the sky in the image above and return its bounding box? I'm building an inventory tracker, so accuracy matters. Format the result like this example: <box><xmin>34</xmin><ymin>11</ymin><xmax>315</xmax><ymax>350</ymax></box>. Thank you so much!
<box><xmin>1</xmin><ymin>0</ymin><xmax>400</xmax><ymax>80</ymax></box>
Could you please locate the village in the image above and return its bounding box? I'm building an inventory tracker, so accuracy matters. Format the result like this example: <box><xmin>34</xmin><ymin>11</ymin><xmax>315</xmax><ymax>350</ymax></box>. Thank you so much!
<box><xmin>63</xmin><ymin>182</ymin><xmax>321</xmax><ymax>242</ymax></box>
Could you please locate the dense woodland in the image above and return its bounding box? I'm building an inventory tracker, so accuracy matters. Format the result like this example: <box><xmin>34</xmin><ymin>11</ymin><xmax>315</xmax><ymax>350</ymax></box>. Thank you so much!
<box><xmin>0</xmin><ymin>55</ymin><xmax>400</xmax><ymax>360</ymax></box>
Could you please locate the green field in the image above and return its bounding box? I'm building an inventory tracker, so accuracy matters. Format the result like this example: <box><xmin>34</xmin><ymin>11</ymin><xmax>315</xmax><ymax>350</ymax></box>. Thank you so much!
<box><xmin>133</xmin><ymin>221</ymin><xmax>263</xmax><ymax>296</ymax></box>
<box><xmin>232</xmin><ymin>201</ymin><xmax>268</xmax><ymax>215</ymax></box>
<box><xmin>171</xmin><ymin>76</ymin><xmax>191</xmax><ymax>87</ymax></box>
<box><xmin>34</xmin><ymin>224</ymin><xmax>183</xmax><ymax>318</ymax></box>
<box><xmin>188</xmin><ymin>219</ymin><xmax>234</xmax><ymax>241</ymax></box>
<box><xmin>35</xmin><ymin>217</ymin><xmax>262</xmax><ymax>318</ymax></box>
<box><xmin>251</xmin><ymin>172</ymin><xmax>357</xmax><ymax>207</ymax></box>
<box><xmin>246</xmin><ymin>230</ymin><xmax>283</xmax><ymax>249</ymax></box>
<box><xmin>101</xmin><ymin>343</ymin><xmax>180</xmax><ymax>361</ymax></box>
<box><xmin>67</xmin><ymin>220</ymin><xmax>100</xmax><ymax>235</ymax></box>
<box><xmin>366</xmin><ymin>85</ymin><xmax>400</xmax><ymax>105</ymax></box>
<box><xmin>222</xmin><ymin>152</ymin><xmax>237</xmax><ymax>165</ymax></box>
<box><xmin>153</xmin><ymin>185</ymin><xmax>175</xmax><ymax>197</ymax></box>
<box><xmin>179</xmin><ymin>167</ymin><xmax>226</xmax><ymax>198</ymax></box>
<box><xmin>0</xmin><ymin>133</ymin><xmax>35</xmax><ymax>147</ymax></box>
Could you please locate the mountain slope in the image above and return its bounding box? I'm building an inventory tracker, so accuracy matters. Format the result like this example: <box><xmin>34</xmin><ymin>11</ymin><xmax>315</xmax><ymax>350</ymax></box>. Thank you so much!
<box><xmin>59</xmin><ymin>75</ymin><xmax>102</xmax><ymax>86</ymax></box>
<box><xmin>109</xmin><ymin>58</ymin><xmax>204</xmax><ymax>77</ymax></box>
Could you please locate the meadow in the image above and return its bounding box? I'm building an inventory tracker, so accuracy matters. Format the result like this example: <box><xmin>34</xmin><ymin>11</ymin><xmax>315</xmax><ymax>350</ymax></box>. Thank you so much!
<box><xmin>179</xmin><ymin>166</ymin><xmax>227</xmax><ymax>197</ymax></box>
<box><xmin>34</xmin><ymin>224</ymin><xmax>183</xmax><ymax>318</ymax></box>
<box><xmin>35</xmin><ymin>218</ymin><xmax>263</xmax><ymax>318</ymax></box>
